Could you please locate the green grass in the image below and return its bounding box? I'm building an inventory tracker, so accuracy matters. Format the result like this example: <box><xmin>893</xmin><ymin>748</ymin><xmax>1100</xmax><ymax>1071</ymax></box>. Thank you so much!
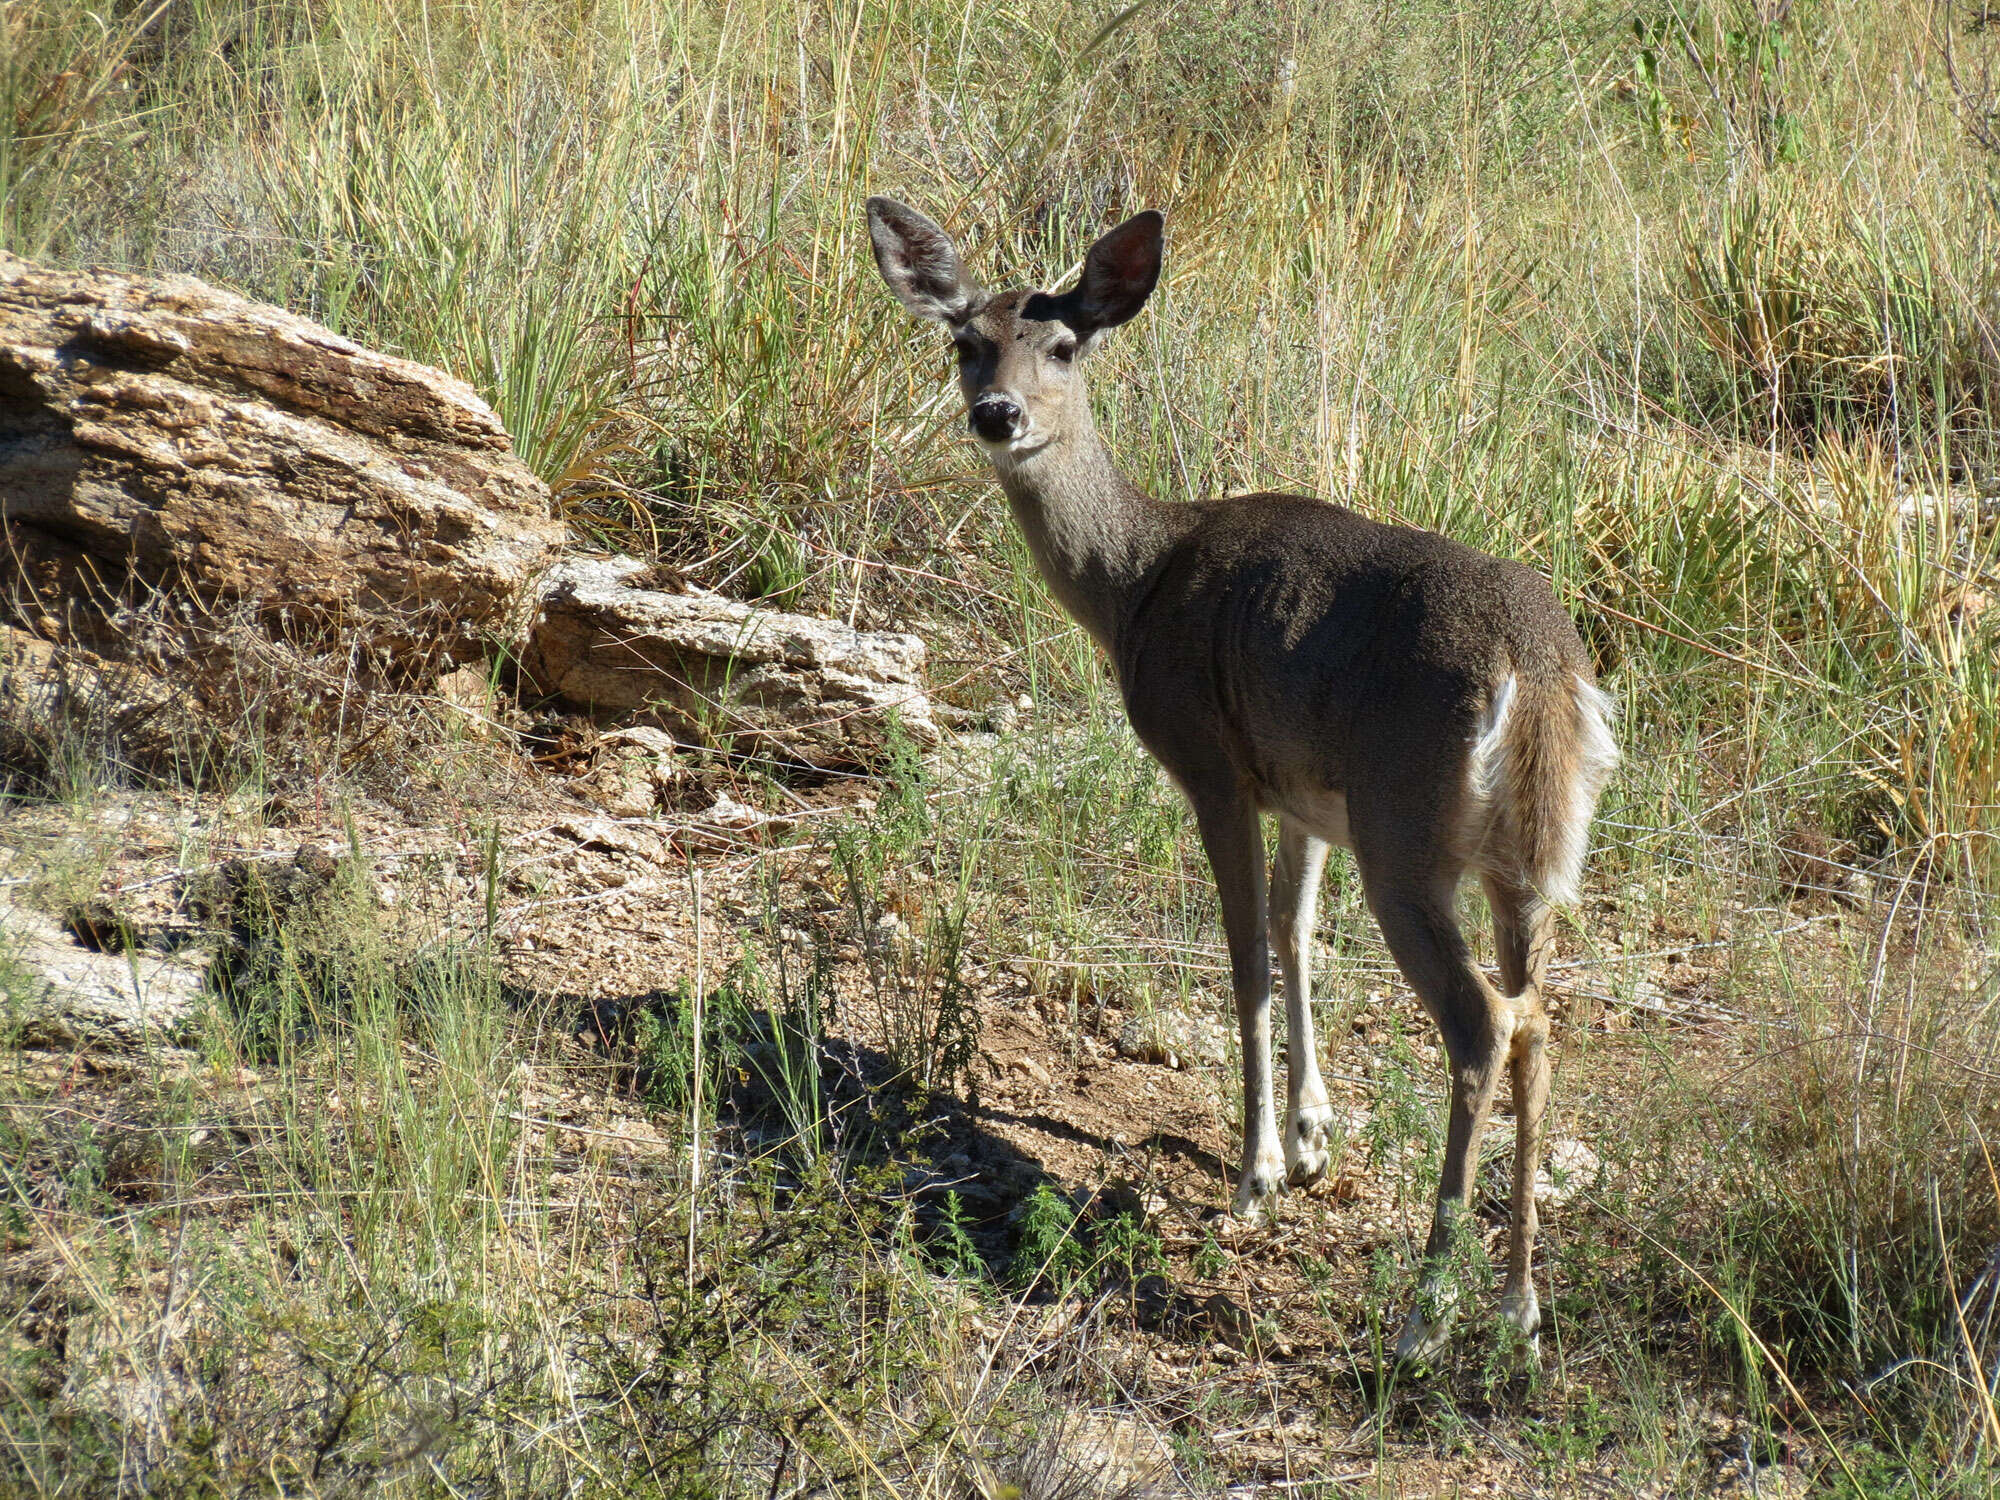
<box><xmin>7</xmin><ymin>0</ymin><xmax>2000</xmax><ymax>1491</ymax></box>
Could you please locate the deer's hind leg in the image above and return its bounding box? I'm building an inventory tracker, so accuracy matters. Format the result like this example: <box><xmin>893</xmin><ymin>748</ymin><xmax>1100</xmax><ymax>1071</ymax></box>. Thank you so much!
<box><xmin>1353</xmin><ymin>830</ymin><xmax>1512</xmax><ymax>1366</ymax></box>
<box><xmin>1484</xmin><ymin>875</ymin><xmax>1556</xmax><ymax>1351</ymax></box>
<box><xmin>1271</xmin><ymin>818</ymin><xmax>1335</xmax><ymax>1186</ymax></box>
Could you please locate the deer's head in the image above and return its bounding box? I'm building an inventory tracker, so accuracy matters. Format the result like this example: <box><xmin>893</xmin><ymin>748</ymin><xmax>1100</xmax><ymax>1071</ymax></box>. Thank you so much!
<box><xmin>865</xmin><ymin>197</ymin><xmax>1163</xmax><ymax>459</ymax></box>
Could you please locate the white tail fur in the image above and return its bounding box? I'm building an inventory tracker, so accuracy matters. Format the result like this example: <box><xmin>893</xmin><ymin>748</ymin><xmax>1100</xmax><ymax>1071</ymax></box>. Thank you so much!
<box><xmin>1467</xmin><ymin>673</ymin><xmax>1517</xmax><ymax>811</ymax></box>
<box><xmin>1552</xmin><ymin>676</ymin><xmax>1620</xmax><ymax>904</ymax></box>
<box><xmin>1465</xmin><ymin>672</ymin><xmax>1619</xmax><ymax>906</ymax></box>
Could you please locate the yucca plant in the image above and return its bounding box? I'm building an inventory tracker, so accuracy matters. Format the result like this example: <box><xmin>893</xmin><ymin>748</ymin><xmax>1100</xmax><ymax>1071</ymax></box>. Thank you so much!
<box><xmin>1677</xmin><ymin>190</ymin><xmax>1998</xmax><ymax>449</ymax></box>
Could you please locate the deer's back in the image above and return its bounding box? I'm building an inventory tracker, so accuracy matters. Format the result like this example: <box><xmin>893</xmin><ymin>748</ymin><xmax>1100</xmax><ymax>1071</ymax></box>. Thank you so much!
<box><xmin>1112</xmin><ymin>493</ymin><xmax>1590</xmax><ymax>820</ymax></box>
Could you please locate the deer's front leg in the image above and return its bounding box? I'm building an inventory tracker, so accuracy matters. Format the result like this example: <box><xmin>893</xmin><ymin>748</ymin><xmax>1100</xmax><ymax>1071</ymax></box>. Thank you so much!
<box><xmin>1191</xmin><ymin>789</ymin><xmax>1282</xmax><ymax>1222</ymax></box>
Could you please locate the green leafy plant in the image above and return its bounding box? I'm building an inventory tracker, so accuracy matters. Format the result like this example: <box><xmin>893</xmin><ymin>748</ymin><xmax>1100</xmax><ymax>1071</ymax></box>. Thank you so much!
<box><xmin>1008</xmin><ymin>1183</ymin><xmax>1092</xmax><ymax>1295</ymax></box>
<box><xmin>835</xmin><ymin>720</ymin><xmax>984</xmax><ymax>1101</ymax></box>
<box><xmin>929</xmin><ymin>1190</ymin><xmax>989</xmax><ymax>1280</ymax></box>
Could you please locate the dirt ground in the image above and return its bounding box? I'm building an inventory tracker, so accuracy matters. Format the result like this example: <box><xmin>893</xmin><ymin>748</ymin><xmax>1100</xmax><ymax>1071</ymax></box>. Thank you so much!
<box><xmin>1</xmin><ymin>743</ymin><xmax>1833</xmax><ymax>1497</ymax></box>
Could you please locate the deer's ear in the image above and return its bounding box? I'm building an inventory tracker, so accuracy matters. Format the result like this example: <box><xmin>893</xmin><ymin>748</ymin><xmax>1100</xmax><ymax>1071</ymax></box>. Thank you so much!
<box><xmin>1063</xmin><ymin>210</ymin><xmax>1163</xmax><ymax>334</ymax></box>
<box><xmin>866</xmin><ymin>197</ymin><xmax>983</xmax><ymax>324</ymax></box>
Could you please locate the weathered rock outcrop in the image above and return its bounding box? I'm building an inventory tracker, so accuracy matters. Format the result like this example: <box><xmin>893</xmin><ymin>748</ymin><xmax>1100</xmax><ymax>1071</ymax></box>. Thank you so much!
<box><xmin>526</xmin><ymin>556</ymin><xmax>938</xmax><ymax>768</ymax></box>
<box><xmin>0</xmin><ymin>254</ymin><xmax>943</xmax><ymax>777</ymax></box>
<box><xmin>0</xmin><ymin>252</ymin><xmax>564</xmax><ymax>665</ymax></box>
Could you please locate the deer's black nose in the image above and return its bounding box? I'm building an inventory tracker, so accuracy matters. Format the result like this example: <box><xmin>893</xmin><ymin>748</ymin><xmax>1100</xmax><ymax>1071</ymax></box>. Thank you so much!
<box><xmin>969</xmin><ymin>396</ymin><xmax>1022</xmax><ymax>442</ymax></box>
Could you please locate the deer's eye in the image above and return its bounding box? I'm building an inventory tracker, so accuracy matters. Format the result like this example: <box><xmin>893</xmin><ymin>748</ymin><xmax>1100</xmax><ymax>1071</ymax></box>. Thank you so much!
<box><xmin>1051</xmin><ymin>337</ymin><xmax>1078</xmax><ymax>364</ymax></box>
<box><xmin>952</xmin><ymin>333</ymin><xmax>980</xmax><ymax>360</ymax></box>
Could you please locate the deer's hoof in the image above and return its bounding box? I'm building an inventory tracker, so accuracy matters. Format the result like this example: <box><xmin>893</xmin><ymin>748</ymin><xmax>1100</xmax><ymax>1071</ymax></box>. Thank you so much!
<box><xmin>1499</xmin><ymin>1288</ymin><xmax>1542</xmax><ymax>1366</ymax></box>
<box><xmin>1286</xmin><ymin>1149</ymin><xmax>1329</xmax><ymax>1188</ymax></box>
<box><xmin>1232</xmin><ymin>1152</ymin><xmax>1284</xmax><ymax>1224</ymax></box>
<box><xmin>1394</xmin><ymin>1277</ymin><xmax>1464</xmax><ymax>1368</ymax></box>
<box><xmin>1285</xmin><ymin>1102</ymin><xmax>1336</xmax><ymax>1186</ymax></box>
<box><xmin>1393</xmin><ymin>1307</ymin><xmax>1454</xmax><ymax>1369</ymax></box>
<box><xmin>1230</xmin><ymin>1184</ymin><xmax>1280</xmax><ymax>1225</ymax></box>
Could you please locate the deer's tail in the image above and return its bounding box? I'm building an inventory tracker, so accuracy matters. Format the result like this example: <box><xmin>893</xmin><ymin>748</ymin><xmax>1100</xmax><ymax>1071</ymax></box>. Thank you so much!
<box><xmin>1466</xmin><ymin>669</ymin><xmax>1618</xmax><ymax>906</ymax></box>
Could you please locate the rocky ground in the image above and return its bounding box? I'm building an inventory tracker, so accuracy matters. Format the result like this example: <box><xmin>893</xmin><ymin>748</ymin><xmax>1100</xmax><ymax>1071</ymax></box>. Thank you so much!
<box><xmin>0</xmin><ymin>714</ymin><xmax>1845</xmax><ymax>1497</ymax></box>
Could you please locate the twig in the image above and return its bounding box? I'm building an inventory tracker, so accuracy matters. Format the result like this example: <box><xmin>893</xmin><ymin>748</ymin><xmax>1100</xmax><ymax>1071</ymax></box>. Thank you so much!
<box><xmin>686</xmin><ymin>856</ymin><xmax>705</xmax><ymax>1295</ymax></box>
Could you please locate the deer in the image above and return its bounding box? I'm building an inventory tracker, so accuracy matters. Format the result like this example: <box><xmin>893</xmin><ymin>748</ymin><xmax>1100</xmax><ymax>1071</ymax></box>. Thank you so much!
<box><xmin>864</xmin><ymin>197</ymin><xmax>1617</xmax><ymax>1364</ymax></box>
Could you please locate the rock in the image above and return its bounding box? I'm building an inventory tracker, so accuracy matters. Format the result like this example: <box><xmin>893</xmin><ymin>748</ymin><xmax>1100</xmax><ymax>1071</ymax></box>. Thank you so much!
<box><xmin>1538</xmin><ymin>1138</ymin><xmax>1602</xmax><ymax>1208</ymax></box>
<box><xmin>184</xmin><ymin>844</ymin><xmax>347</xmax><ymax>932</ymax></box>
<box><xmin>524</xmin><ymin>556</ymin><xmax>938</xmax><ymax>769</ymax></box>
<box><xmin>435</xmin><ymin>664</ymin><xmax>504</xmax><ymax>736</ymax></box>
<box><xmin>579</xmin><ymin>762</ymin><xmax>656</xmax><ymax>820</ymax></box>
<box><xmin>600</xmin><ymin>724</ymin><xmax>682</xmax><ymax>761</ymax></box>
<box><xmin>0</xmin><ymin>898</ymin><xmax>204</xmax><ymax>1050</ymax></box>
<box><xmin>580</xmin><ymin>757</ymin><xmax>658</xmax><ymax>819</ymax></box>
<box><xmin>577</xmin><ymin>725</ymin><xmax>682</xmax><ymax>817</ymax></box>
<box><xmin>1116</xmin><ymin>1008</ymin><xmax>1230</xmax><ymax>1070</ymax></box>
<box><xmin>1052</xmin><ymin>1411</ymin><xmax>1175</xmax><ymax>1493</ymax></box>
<box><xmin>0</xmin><ymin>252</ymin><xmax>565</xmax><ymax>668</ymax></box>
<box><xmin>1006</xmin><ymin>1053</ymin><xmax>1054</xmax><ymax>1089</ymax></box>
<box><xmin>865</xmin><ymin>907</ymin><xmax>918</xmax><ymax>964</ymax></box>
<box><xmin>0</xmin><ymin>623</ymin><xmax>184</xmax><ymax>768</ymax></box>
<box><xmin>552</xmin><ymin>815</ymin><xmax>660</xmax><ymax>859</ymax></box>
<box><xmin>704</xmin><ymin>793</ymin><xmax>771</xmax><ymax>831</ymax></box>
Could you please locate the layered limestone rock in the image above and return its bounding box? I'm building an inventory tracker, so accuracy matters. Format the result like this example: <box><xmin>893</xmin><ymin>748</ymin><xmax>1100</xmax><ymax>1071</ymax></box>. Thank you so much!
<box><xmin>0</xmin><ymin>253</ymin><xmax>942</xmax><ymax>777</ymax></box>
<box><xmin>526</xmin><ymin>556</ymin><xmax>938</xmax><ymax>769</ymax></box>
<box><xmin>0</xmin><ymin>251</ymin><xmax>564</xmax><ymax>665</ymax></box>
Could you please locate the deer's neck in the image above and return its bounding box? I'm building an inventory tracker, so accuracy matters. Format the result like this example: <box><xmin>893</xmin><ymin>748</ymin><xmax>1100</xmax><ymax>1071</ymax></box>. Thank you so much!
<box><xmin>987</xmin><ymin>424</ymin><xmax>1181</xmax><ymax>650</ymax></box>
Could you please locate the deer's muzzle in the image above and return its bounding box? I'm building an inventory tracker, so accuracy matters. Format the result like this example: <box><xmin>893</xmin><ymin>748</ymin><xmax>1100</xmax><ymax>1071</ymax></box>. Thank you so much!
<box><xmin>969</xmin><ymin>396</ymin><xmax>1023</xmax><ymax>443</ymax></box>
